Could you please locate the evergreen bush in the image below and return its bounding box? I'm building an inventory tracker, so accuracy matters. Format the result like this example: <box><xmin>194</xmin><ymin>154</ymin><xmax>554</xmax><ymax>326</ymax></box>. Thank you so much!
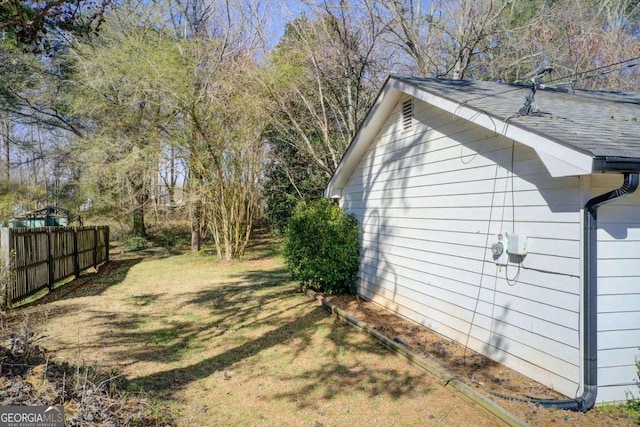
<box><xmin>117</xmin><ymin>234</ymin><xmax>147</xmax><ymax>252</ymax></box>
<box><xmin>148</xmin><ymin>223</ymin><xmax>192</xmax><ymax>248</ymax></box>
<box><xmin>283</xmin><ymin>199</ymin><xmax>360</xmax><ymax>294</ymax></box>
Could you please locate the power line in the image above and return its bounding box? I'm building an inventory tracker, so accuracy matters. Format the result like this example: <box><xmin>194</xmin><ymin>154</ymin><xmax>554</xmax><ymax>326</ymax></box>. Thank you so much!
<box><xmin>546</xmin><ymin>54</ymin><xmax>640</xmax><ymax>86</ymax></box>
<box><xmin>462</xmin><ymin>55</ymin><xmax>640</xmax><ymax>103</ymax></box>
<box><xmin>570</xmin><ymin>61</ymin><xmax>639</xmax><ymax>84</ymax></box>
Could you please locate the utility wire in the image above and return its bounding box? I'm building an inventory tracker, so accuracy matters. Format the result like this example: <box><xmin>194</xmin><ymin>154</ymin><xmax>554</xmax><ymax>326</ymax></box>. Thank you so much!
<box><xmin>462</xmin><ymin>55</ymin><xmax>640</xmax><ymax>103</ymax></box>
<box><xmin>570</xmin><ymin>62</ymin><xmax>639</xmax><ymax>84</ymax></box>
<box><xmin>546</xmin><ymin>54</ymin><xmax>640</xmax><ymax>86</ymax></box>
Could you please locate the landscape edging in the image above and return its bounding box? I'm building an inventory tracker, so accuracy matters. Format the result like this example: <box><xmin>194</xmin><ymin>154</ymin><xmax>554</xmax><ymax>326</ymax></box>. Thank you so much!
<box><xmin>307</xmin><ymin>291</ymin><xmax>530</xmax><ymax>427</ymax></box>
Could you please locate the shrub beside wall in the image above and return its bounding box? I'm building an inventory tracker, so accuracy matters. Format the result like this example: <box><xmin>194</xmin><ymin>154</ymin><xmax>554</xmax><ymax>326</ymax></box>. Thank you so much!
<box><xmin>283</xmin><ymin>199</ymin><xmax>360</xmax><ymax>294</ymax></box>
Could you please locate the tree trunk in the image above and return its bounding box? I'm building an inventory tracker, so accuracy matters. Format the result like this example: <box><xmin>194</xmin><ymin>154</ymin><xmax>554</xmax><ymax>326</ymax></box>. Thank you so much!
<box><xmin>133</xmin><ymin>207</ymin><xmax>146</xmax><ymax>237</ymax></box>
<box><xmin>190</xmin><ymin>200</ymin><xmax>202</xmax><ymax>252</ymax></box>
<box><xmin>168</xmin><ymin>145</ymin><xmax>176</xmax><ymax>207</ymax></box>
<box><xmin>131</xmin><ymin>172</ymin><xmax>148</xmax><ymax>237</ymax></box>
<box><xmin>2</xmin><ymin>117</ymin><xmax>10</xmax><ymax>182</ymax></box>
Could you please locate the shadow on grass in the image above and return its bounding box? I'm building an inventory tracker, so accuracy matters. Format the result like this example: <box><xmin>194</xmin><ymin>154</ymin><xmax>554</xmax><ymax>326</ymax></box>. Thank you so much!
<box><xmin>82</xmin><ymin>274</ymin><xmax>310</xmax><ymax>366</ymax></box>
<box><xmin>272</xmin><ymin>362</ymin><xmax>432</xmax><ymax>409</ymax></box>
<box><xmin>7</xmin><ymin>257</ymin><xmax>146</xmax><ymax>334</ymax></box>
<box><xmin>31</xmin><ymin>245</ymin><xmax>184</xmax><ymax>308</ymax></box>
<box><xmin>182</xmin><ymin>268</ymin><xmax>295</xmax><ymax>327</ymax></box>
<box><xmin>127</xmin><ymin>307</ymin><xmax>330</xmax><ymax>395</ymax></box>
<box><xmin>23</xmin><ymin>253</ymin><xmax>431</xmax><ymax>407</ymax></box>
<box><xmin>124</xmin><ymin>304</ymin><xmax>418</xmax><ymax>406</ymax></box>
<box><xmin>15</xmin><ymin>257</ymin><xmax>144</xmax><ymax>309</ymax></box>
<box><xmin>186</xmin><ymin>268</ymin><xmax>290</xmax><ymax>306</ymax></box>
<box><xmin>116</xmin><ymin>266</ymin><xmax>423</xmax><ymax>404</ymax></box>
<box><xmin>243</xmin><ymin>236</ymin><xmax>282</xmax><ymax>260</ymax></box>
<box><xmin>267</xmin><ymin>315</ymin><xmax>428</xmax><ymax>409</ymax></box>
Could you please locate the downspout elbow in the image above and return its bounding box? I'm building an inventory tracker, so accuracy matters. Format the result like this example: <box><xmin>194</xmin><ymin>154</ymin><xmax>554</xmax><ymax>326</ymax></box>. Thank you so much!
<box><xmin>577</xmin><ymin>385</ymin><xmax>598</xmax><ymax>412</ymax></box>
<box><xmin>586</xmin><ymin>172</ymin><xmax>640</xmax><ymax>213</ymax></box>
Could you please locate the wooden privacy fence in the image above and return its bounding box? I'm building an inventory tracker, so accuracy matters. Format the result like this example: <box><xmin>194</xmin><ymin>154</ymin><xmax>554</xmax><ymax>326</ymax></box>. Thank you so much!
<box><xmin>0</xmin><ymin>226</ymin><xmax>109</xmax><ymax>307</ymax></box>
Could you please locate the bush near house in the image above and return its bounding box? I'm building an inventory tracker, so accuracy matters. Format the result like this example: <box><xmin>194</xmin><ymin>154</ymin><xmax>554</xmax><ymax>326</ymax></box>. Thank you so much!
<box><xmin>283</xmin><ymin>199</ymin><xmax>360</xmax><ymax>294</ymax></box>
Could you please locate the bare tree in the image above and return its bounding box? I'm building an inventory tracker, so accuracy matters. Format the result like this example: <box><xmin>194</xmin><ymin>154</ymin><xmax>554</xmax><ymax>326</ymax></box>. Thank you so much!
<box><xmin>374</xmin><ymin>0</ymin><xmax>639</xmax><ymax>87</ymax></box>
<box><xmin>181</xmin><ymin>48</ymin><xmax>268</xmax><ymax>259</ymax></box>
<box><xmin>483</xmin><ymin>0</ymin><xmax>640</xmax><ymax>89</ymax></box>
<box><xmin>376</xmin><ymin>0</ymin><xmax>510</xmax><ymax>79</ymax></box>
<box><xmin>167</xmin><ymin>0</ymin><xmax>270</xmax><ymax>256</ymax></box>
<box><xmin>262</xmin><ymin>0</ymin><xmax>387</xmax><ymax>178</ymax></box>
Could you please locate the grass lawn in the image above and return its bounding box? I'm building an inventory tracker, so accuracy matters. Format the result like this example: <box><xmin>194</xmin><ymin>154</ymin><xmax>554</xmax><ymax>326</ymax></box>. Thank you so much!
<box><xmin>15</xmin><ymin>244</ymin><xmax>499</xmax><ymax>426</ymax></box>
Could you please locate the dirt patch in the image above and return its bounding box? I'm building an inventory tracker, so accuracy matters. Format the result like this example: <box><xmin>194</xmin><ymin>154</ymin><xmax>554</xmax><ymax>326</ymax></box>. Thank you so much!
<box><xmin>324</xmin><ymin>294</ymin><xmax>639</xmax><ymax>426</ymax></box>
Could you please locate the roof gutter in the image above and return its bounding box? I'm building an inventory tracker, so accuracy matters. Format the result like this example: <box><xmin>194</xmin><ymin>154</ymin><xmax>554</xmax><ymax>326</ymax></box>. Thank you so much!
<box><xmin>593</xmin><ymin>157</ymin><xmax>640</xmax><ymax>173</ymax></box>
<box><xmin>515</xmin><ymin>158</ymin><xmax>640</xmax><ymax>410</ymax></box>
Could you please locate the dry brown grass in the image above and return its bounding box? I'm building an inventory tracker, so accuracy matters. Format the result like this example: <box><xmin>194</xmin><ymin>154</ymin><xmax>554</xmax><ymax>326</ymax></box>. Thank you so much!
<box><xmin>10</xmin><ymin>239</ymin><xmax>638</xmax><ymax>426</ymax></box>
<box><xmin>13</xmin><ymin>244</ymin><xmax>500</xmax><ymax>426</ymax></box>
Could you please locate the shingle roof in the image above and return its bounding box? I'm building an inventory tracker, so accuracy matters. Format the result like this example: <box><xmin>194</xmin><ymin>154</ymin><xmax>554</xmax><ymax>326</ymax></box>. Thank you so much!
<box><xmin>326</xmin><ymin>75</ymin><xmax>640</xmax><ymax>197</ymax></box>
<box><xmin>396</xmin><ymin>76</ymin><xmax>640</xmax><ymax>159</ymax></box>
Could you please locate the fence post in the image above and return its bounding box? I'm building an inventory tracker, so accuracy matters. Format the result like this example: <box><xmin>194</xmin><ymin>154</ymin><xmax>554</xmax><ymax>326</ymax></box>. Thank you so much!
<box><xmin>73</xmin><ymin>227</ymin><xmax>80</xmax><ymax>278</ymax></box>
<box><xmin>105</xmin><ymin>227</ymin><xmax>110</xmax><ymax>263</ymax></box>
<box><xmin>47</xmin><ymin>228</ymin><xmax>54</xmax><ymax>290</ymax></box>
<box><xmin>1</xmin><ymin>228</ymin><xmax>11</xmax><ymax>309</ymax></box>
<box><xmin>93</xmin><ymin>226</ymin><xmax>98</xmax><ymax>269</ymax></box>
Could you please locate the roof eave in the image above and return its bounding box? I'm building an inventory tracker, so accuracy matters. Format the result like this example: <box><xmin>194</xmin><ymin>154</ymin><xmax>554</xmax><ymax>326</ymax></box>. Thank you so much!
<box><xmin>326</xmin><ymin>76</ymin><xmax>638</xmax><ymax>198</ymax></box>
<box><xmin>325</xmin><ymin>77</ymin><xmax>406</xmax><ymax>198</ymax></box>
<box><xmin>399</xmin><ymin>78</ymin><xmax>595</xmax><ymax>177</ymax></box>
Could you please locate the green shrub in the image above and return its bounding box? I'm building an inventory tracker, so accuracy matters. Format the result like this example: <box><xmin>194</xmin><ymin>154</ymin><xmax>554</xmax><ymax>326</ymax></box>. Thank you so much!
<box><xmin>148</xmin><ymin>224</ymin><xmax>191</xmax><ymax>248</ymax></box>
<box><xmin>117</xmin><ymin>234</ymin><xmax>147</xmax><ymax>252</ymax></box>
<box><xmin>283</xmin><ymin>199</ymin><xmax>360</xmax><ymax>294</ymax></box>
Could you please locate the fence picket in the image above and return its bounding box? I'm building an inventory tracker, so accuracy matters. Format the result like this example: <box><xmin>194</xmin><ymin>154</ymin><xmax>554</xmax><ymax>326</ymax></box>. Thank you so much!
<box><xmin>0</xmin><ymin>226</ymin><xmax>109</xmax><ymax>307</ymax></box>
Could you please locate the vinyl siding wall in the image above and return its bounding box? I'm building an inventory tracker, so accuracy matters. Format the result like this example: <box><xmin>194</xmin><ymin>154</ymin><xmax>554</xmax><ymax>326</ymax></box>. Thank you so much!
<box><xmin>590</xmin><ymin>174</ymin><xmax>640</xmax><ymax>403</ymax></box>
<box><xmin>341</xmin><ymin>97</ymin><xmax>585</xmax><ymax>398</ymax></box>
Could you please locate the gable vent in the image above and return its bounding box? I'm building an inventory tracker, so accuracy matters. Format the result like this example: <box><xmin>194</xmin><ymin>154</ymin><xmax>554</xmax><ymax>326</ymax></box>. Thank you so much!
<box><xmin>402</xmin><ymin>98</ymin><xmax>413</xmax><ymax>131</ymax></box>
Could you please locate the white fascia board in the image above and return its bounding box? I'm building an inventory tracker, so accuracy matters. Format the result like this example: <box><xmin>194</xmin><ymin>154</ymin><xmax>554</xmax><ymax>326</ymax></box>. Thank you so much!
<box><xmin>325</xmin><ymin>79</ymin><xmax>405</xmax><ymax>198</ymax></box>
<box><xmin>400</xmin><ymin>80</ymin><xmax>594</xmax><ymax>178</ymax></box>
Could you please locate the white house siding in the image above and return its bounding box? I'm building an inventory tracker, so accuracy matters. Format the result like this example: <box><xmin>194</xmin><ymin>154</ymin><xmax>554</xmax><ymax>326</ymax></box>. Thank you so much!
<box><xmin>340</xmin><ymin>97</ymin><xmax>587</xmax><ymax>398</ymax></box>
<box><xmin>589</xmin><ymin>174</ymin><xmax>640</xmax><ymax>402</ymax></box>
